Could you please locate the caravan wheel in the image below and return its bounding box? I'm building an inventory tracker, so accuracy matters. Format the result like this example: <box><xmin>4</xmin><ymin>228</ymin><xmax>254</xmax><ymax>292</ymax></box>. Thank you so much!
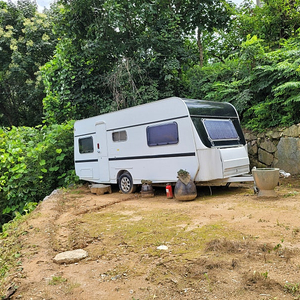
<box><xmin>119</xmin><ymin>173</ymin><xmax>136</xmax><ymax>194</ymax></box>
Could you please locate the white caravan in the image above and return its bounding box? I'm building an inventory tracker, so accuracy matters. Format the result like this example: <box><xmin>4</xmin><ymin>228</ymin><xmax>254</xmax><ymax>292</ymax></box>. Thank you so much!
<box><xmin>74</xmin><ymin>97</ymin><xmax>252</xmax><ymax>193</ymax></box>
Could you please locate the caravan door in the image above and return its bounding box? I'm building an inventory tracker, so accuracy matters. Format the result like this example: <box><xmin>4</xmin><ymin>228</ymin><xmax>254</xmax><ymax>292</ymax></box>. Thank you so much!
<box><xmin>96</xmin><ymin>122</ymin><xmax>110</xmax><ymax>182</ymax></box>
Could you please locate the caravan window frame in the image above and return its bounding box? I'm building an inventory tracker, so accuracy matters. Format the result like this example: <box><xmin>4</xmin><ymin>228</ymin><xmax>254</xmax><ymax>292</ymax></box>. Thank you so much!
<box><xmin>147</xmin><ymin>122</ymin><xmax>179</xmax><ymax>147</ymax></box>
<box><xmin>78</xmin><ymin>136</ymin><xmax>94</xmax><ymax>154</ymax></box>
<box><xmin>202</xmin><ymin>118</ymin><xmax>240</xmax><ymax>144</ymax></box>
<box><xmin>112</xmin><ymin>130</ymin><xmax>127</xmax><ymax>142</ymax></box>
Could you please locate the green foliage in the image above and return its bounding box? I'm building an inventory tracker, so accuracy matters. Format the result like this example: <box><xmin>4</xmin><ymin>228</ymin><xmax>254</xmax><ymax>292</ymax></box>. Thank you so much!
<box><xmin>240</xmin><ymin>35</ymin><xmax>265</xmax><ymax>69</ymax></box>
<box><xmin>237</xmin><ymin>0</ymin><xmax>300</xmax><ymax>49</ymax></box>
<box><xmin>104</xmin><ymin>57</ymin><xmax>160</xmax><ymax>110</ymax></box>
<box><xmin>41</xmin><ymin>0</ymin><xmax>231</xmax><ymax>123</ymax></box>
<box><xmin>48</xmin><ymin>275</ymin><xmax>67</xmax><ymax>285</ymax></box>
<box><xmin>0</xmin><ymin>0</ymin><xmax>57</xmax><ymax>127</ymax></box>
<box><xmin>0</xmin><ymin>121</ymin><xmax>78</xmax><ymax>226</ymax></box>
<box><xmin>185</xmin><ymin>32</ymin><xmax>300</xmax><ymax>130</ymax></box>
<box><xmin>284</xmin><ymin>282</ymin><xmax>300</xmax><ymax>296</ymax></box>
<box><xmin>41</xmin><ymin>38</ymin><xmax>102</xmax><ymax>124</ymax></box>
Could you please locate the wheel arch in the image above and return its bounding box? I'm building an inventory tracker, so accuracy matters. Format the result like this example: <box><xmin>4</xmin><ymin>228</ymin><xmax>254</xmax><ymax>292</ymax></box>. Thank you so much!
<box><xmin>118</xmin><ymin>170</ymin><xmax>137</xmax><ymax>194</ymax></box>
<box><xmin>116</xmin><ymin>170</ymin><xmax>131</xmax><ymax>185</ymax></box>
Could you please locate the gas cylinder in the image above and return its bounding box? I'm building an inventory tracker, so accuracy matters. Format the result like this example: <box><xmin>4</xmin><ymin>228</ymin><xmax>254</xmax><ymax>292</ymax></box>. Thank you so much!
<box><xmin>141</xmin><ymin>181</ymin><xmax>154</xmax><ymax>197</ymax></box>
<box><xmin>166</xmin><ymin>184</ymin><xmax>173</xmax><ymax>199</ymax></box>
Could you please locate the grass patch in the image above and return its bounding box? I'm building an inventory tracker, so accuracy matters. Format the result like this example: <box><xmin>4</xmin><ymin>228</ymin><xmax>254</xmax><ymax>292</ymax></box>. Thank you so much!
<box><xmin>284</xmin><ymin>282</ymin><xmax>300</xmax><ymax>296</ymax></box>
<box><xmin>80</xmin><ymin>208</ymin><xmax>243</xmax><ymax>260</ymax></box>
<box><xmin>48</xmin><ymin>276</ymin><xmax>67</xmax><ymax>285</ymax></box>
<box><xmin>283</xmin><ymin>191</ymin><xmax>299</xmax><ymax>198</ymax></box>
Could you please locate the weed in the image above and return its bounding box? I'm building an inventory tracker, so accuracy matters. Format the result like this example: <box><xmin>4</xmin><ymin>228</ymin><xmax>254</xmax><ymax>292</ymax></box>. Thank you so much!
<box><xmin>283</xmin><ymin>191</ymin><xmax>298</xmax><ymax>198</ymax></box>
<box><xmin>48</xmin><ymin>276</ymin><xmax>67</xmax><ymax>285</ymax></box>
<box><xmin>64</xmin><ymin>281</ymin><xmax>81</xmax><ymax>294</ymax></box>
<box><xmin>284</xmin><ymin>282</ymin><xmax>300</xmax><ymax>295</ymax></box>
<box><xmin>261</xmin><ymin>271</ymin><xmax>269</xmax><ymax>279</ymax></box>
<box><xmin>70</xmin><ymin>188</ymin><xmax>85</xmax><ymax>195</ymax></box>
<box><xmin>273</xmin><ymin>243</ymin><xmax>282</xmax><ymax>253</ymax></box>
<box><xmin>204</xmin><ymin>273</ymin><xmax>212</xmax><ymax>292</ymax></box>
<box><xmin>243</xmin><ymin>270</ymin><xmax>277</xmax><ymax>290</ymax></box>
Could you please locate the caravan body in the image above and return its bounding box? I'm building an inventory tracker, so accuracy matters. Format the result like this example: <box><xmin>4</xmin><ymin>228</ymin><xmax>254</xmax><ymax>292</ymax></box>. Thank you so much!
<box><xmin>74</xmin><ymin>97</ymin><xmax>250</xmax><ymax>192</ymax></box>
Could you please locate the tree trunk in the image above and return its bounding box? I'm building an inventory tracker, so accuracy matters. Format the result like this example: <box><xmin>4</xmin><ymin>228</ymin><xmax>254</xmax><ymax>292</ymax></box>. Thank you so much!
<box><xmin>197</xmin><ymin>28</ymin><xmax>204</xmax><ymax>67</ymax></box>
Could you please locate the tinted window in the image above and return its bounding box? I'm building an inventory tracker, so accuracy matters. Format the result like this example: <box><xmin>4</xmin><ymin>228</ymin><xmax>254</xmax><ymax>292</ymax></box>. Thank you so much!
<box><xmin>203</xmin><ymin>119</ymin><xmax>239</xmax><ymax>141</ymax></box>
<box><xmin>79</xmin><ymin>137</ymin><xmax>94</xmax><ymax>153</ymax></box>
<box><xmin>147</xmin><ymin>122</ymin><xmax>179</xmax><ymax>146</ymax></box>
<box><xmin>112</xmin><ymin>130</ymin><xmax>127</xmax><ymax>142</ymax></box>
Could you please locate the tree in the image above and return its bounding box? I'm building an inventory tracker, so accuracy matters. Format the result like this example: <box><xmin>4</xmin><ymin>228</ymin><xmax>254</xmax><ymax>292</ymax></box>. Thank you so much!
<box><xmin>237</xmin><ymin>0</ymin><xmax>300</xmax><ymax>49</ymax></box>
<box><xmin>0</xmin><ymin>0</ymin><xmax>56</xmax><ymax>126</ymax></box>
<box><xmin>41</xmin><ymin>0</ymin><xmax>232</xmax><ymax>123</ymax></box>
<box><xmin>186</xmin><ymin>33</ymin><xmax>300</xmax><ymax>130</ymax></box>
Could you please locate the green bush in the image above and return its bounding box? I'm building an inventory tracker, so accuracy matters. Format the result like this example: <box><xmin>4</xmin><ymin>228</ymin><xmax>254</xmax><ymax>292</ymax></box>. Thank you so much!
<box><xmin>0</xmin><ymin>121</ymin><xmax>78</xmax><ymax>227</ymax></box>
<box><xmin>185</xmin><ymin>35</ymin><xmax>300</xmax><ymax>131</ymax></box>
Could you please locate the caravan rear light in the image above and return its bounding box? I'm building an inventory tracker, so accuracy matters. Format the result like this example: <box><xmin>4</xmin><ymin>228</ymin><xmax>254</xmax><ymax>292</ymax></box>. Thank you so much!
<box><xmin>97</xmin><ymin>143</ymin><xmax>100</xmax><ymax>149</ymax></box>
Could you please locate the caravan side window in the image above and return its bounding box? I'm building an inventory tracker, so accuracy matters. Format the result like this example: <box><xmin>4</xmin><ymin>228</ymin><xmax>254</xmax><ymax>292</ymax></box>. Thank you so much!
<box><xmin>112</xmin><ymin>130</ymin><xmax>127</xmax><ymax>142</ymax></box>
<box><xmin>147</xmin><ymin>122</ymin><xmax>179</xmax><ymax>146</ymax></box>
<box><xmin>79</xmin><ymin>136</ymin><xmax>94</xmax><ymax>154</ymax></box>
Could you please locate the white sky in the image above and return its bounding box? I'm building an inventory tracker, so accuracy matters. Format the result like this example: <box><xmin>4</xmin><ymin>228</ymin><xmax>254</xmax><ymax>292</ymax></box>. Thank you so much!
<box><xmin>2</xmin><ymin>0</ymin><xmax>54</xmax><ymax>12</ymax></box>
<box><xmin>36</xmin><ymin>0</ymin><xmax>54</xmax><ymax>11</ymax></box>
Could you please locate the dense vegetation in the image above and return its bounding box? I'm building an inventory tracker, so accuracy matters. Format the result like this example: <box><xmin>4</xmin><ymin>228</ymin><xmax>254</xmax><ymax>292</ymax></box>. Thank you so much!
<box><xmin>1</xmin><ymin>0</ymin><xmax>300</xmax><ymax>226</ymax></box>
<box><xmin>0</xmin><ymin>122</ymin><xmax>76</xmax><ymax>225</ymax></box>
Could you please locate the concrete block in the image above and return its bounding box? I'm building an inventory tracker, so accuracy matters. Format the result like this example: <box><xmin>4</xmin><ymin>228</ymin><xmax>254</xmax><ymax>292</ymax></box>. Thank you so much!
<box><xmin>90</xmin><ymin>184</ymin><xmax>112</xmax><ymax>195</ymax></box>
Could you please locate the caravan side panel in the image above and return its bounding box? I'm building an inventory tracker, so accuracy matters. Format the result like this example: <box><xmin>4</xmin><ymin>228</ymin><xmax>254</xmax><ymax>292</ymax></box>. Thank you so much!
<box><xmin>107</xmin><ymin>116</ymin><xmax>199</xmax><ymax>184</ymax></box>
<box><xmin>74</xmin><ymin>132</ymin><xmax>100</xmax><ymax>181</ymax></box>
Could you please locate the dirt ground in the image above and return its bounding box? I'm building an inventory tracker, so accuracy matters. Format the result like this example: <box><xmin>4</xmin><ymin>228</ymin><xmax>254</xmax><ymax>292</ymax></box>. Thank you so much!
<box><xmin>3</xmin><ymin>176</ymin><xmax>300</xmax><ymax>300</ymax></box>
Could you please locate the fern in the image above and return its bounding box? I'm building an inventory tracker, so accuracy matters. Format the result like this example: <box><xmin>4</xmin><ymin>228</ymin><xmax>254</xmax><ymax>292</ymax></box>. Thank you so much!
<box><xmin>284</xmin><ymin>94</ymin><xmax>300</xmax><ymax>104</ymax></box>
<box><xmin>274</xmin><ymin>81</ymin><xmax>300</xmax><ymax>97</ymax></box>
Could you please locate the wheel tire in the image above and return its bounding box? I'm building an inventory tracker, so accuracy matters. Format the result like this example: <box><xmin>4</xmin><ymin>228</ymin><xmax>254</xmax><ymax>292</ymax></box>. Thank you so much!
<box><xmin>119</xmin><ymin>173</ymin><xmax>136</xmax><ymax>194</ymax></box>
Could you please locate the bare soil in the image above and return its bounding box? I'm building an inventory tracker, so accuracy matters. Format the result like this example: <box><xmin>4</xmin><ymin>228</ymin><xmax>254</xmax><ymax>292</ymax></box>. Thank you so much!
<box><xmin>3</xmin><ymin>177</ymin><xmax>300</xmax><ymax>300</ymax></box>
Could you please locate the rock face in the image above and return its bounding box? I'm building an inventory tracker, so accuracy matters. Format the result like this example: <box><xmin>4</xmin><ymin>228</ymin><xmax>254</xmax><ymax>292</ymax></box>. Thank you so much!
<box><xmin>276</xmin><ymin>137</ymin><xmax>300</xmax><ymax>174</ymax></box>
<box><xmin>245</xmin><ymin>124</ymin><xmax>300</xmax><ymax>174</ymax></box>
<box><xmin>53</xmin><ymin>249</ymin><xmax>88</xmax><ymax>264</ymax></box>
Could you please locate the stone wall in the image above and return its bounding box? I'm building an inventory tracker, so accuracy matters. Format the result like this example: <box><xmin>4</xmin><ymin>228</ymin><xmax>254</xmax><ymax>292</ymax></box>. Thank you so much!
<box><xmin>245</xmin><ymin>124</ymin><xmax>300</xmax><ymax>174</ymax></box>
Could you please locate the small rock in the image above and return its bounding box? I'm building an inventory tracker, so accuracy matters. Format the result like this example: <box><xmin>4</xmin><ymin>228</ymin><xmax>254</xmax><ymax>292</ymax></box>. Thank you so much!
<box><xmin>157</xmin><ymin>245</ymin><xmax>168</xmax><ymax>250</ymax></box>
<box><xmin>53</xmin><ymin>249</ymin><xmax>88</xmax><ymax>264</ymax></box>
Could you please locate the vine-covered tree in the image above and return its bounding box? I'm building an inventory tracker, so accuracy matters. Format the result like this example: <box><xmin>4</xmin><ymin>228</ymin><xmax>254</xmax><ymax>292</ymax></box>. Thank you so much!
<box><xmin>41</xmin><ymin>0</ymin><xmax>233</xmax><ymax>124</ymax></box>
<box><xmin>0</xmin><ymin>0</ymin><xmax>56</xmax><ymax>126</ymax></box>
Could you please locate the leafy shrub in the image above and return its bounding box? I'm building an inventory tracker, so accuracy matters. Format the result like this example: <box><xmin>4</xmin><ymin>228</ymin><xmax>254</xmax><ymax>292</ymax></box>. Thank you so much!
<box><xmin>0</xmin><ymin>121</ymin><xmax>77</xmax><ymax>227</ymax></box>
<box><xmin>185</xmin><ymin>35</ymin><xmax>300</xmax><ymax>131</ymax></box>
